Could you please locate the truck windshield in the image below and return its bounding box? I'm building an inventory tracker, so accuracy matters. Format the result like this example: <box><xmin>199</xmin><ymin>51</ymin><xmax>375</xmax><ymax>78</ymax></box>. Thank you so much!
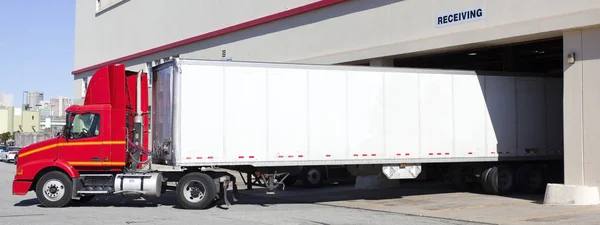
<box><xmin>69</xmin><ymin>113</ymin><xmax>100</xmax><ymax>139</ymax></box>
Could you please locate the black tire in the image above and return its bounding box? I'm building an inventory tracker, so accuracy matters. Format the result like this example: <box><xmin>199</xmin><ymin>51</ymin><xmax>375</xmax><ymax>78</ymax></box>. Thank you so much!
<box><xmin>35</xmin><ymin>171</ymin><xmax>73</xmax><ymax>208</ymax></box>
<box><xmin>481</xmin><ymin>165</ymin><xmax>515</xmax><ymax>195</ymax></box>
<box><xmin>302</xmin><ymin>167</ymin><xmax>324</xmax><ymax>188</ymax></box>
<box><xmin>480</xmin><ymin>167</ymin><xmax>495</xmax><ymax>194</ymax></box>
<box><xmin>176</xmin><ymin>172</ymin><xmax>216</xmax><ymax>209</ymax></box>
<box><xmin>496</xmin><ymin>165</ymin><xmax>515</xmax><ymax>195</ymax></box>
<box><xmin>516</xmin><ymin>164</ymin><xmax>547</xmax><ymax>194</ymax></box>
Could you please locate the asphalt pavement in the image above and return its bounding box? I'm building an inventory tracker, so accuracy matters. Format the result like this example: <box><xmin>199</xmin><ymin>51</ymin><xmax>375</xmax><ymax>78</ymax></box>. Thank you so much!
<box><xmin>0</xmin><ymin>162</ymin><xmax>486</xmax><ymax>225</ymax></box>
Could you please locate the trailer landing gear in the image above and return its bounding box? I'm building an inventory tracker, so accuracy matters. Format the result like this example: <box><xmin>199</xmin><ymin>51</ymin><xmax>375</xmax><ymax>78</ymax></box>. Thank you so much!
<box><xmin>260</xmin><ymin>172</ymin><xmax>290</xmax><ymax>193</ymax></box>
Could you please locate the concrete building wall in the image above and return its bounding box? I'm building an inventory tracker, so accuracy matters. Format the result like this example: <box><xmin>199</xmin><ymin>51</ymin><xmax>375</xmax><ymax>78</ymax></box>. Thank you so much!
<box><xmin>0</xmin><ymin>107</ymin><xmax>14</xmax><ymax>134</ymax></box>
<box><xmin>73</xmin><ymin>0</ymin><xmax>600</xmax><ymax>101</ymax></box>
<box><xmin>13</xmin><ymin>111</ymin><xmax>40</xmax><ymax>133</ymax></box>
<box><xmin>75</xmin><ymin>0</ymin><xmax>317</xmax><ymax>69</ymax></box>
<box><xmin>563</xmin><ymin>26</ymin><xmax>600</xmax><ymax>188</ymax></box>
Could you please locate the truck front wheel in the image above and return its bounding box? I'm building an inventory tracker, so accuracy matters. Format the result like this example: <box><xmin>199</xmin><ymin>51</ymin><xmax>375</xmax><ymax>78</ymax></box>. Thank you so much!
<box><xmin>35</xmin><ymin>171</ymin><xmax>73</xmax><ymax>208</ymax></box>
<box><xmin>176</xmin><ymin>172</ymin><xmax>216</xmax><ymax>209</ymax></box>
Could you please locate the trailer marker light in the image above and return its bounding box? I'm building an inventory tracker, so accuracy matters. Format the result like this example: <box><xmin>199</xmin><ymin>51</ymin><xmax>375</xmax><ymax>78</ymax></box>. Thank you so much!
<box><xmin>445</xmin><ymin>153</ymin><xmax>449</xmax><ymax>155</ymax></box>
<box><xmin>297</xmin><ymin>155</ymin><xmax>303</xmax><ymax>158</ymax></box>
<box><xmin>278</xmin><ymin>155</ymin><xmax>284</xmax><ymax>158</ymax></box>
<box><xmin>288</xmin><ymin>155</ymin><xmax>293</xmax><ymax>158</ymax></box>
<box><xmin>396</xmin><ymin>153</ymin><xmax>402</xmax><ymax>156</ymax></box>
<box><xmin>429</xmin><ymin>153</ymin><xmax>433</xmax><ymax>155</ymax></box>
<box><xmin>353</xmin><ymin>154</ymin><xmax>358</xmax><ymax>157</ymax></box>
<box><xmin>196</xmin><ymin>157</ymin><xmax>202</xmax><ymax>159</ymax></box>
<box><xmin>371</xmin><ymin>154</ymin><xmax>376</xmax><ymax>156</ymax></box>
<box><xmin>405</xmin><ymin>153</ymin><xmax>410</xmax><ymax>156</ymax></box>
<box><xmin>362</xmin><ymin>154</ymin><xmax>367</xmax><ymax>157</ymax></box>
<box><xmin>249</xmin><ymin>156</ymin><xmax>255</xmax><ymax>159</ymax></box>
<box><xmin>186</xmin><ymin>157</ymin><xmax>191</xmax><ymax>160</ymax></box>
<box><xmin>437</xmin><ymin>153</ymin><xmax>441</xmax><ymax>155</ymax></box>
<box><xmin>208</xmin><ymin>156</ymin><xmax>214</xmax><ymax>159</ymax></box>
<box><xmin>326</xmin><ymin>154</ymin><xmax>331</xmax><ymax>157</ymax></box>
<box><xmin>491</xmin><ymin>152</ymin><xmax>495</xmax><ymax>154</ymax></box>
<box><xmin>468</xmin><ymin>152</ymin><xmax>473</xmax><ymax>155</ymax></box>
<box><xmin>238</xmin><ymin>156</ymin><xmax>244</xmax><ymax>159</ymax></box>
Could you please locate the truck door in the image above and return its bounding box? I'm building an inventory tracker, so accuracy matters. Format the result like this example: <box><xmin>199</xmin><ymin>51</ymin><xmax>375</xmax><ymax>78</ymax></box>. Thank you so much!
<box><xmin>59</xmin><ymin>112</ymin><xmax>107</xmax><ymax>170</ymax></box>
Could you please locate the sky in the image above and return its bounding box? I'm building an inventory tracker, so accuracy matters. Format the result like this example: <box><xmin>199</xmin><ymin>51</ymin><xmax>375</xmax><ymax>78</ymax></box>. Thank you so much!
<box><xmin>0</xmin><ymin>1</ymin><xmax>75</xmax><ymax>107</ymax></box>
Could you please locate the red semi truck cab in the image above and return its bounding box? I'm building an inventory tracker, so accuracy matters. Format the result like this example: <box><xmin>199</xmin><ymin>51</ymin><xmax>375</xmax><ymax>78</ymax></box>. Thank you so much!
<box><xmin>12</xmin><ymin>64</ymin><xmax>150</xmax><ymax>206</ymax></box>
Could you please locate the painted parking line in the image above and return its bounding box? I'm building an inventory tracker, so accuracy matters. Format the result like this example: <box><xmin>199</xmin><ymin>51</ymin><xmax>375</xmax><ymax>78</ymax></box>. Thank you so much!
<box><xmin>413</xmin><ymin>201</ymin><xmax>532</xmax><ymax>214</ymax></box>
<box><xmin>493</xmin><ymin>207</ymin><xmax>600</xmax><ymax>224</ymax></box>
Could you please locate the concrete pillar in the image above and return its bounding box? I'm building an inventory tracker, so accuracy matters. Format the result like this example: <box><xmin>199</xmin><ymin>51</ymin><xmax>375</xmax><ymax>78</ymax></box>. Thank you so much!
<box><xmin>353</xmin><ymin>58</ymin><xmax>400</xmax><ymax>189</ymax></box>
<box><xmin>544</xmin><ymin>27</ymin><xmax>600</xmax><ymax>205</ymax></box>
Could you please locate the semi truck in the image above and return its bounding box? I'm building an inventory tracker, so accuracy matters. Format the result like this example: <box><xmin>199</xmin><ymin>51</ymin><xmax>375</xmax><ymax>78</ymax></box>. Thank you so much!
<box><xmin>12</xmin><ymin>58</ymin><xmax>563</xmax><ymax>209</ymax></box>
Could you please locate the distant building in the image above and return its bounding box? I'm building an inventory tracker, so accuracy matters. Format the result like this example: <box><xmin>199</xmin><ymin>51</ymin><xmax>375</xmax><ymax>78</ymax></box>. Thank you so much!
<box><xmin>50</xmin><ymin>96</ymin><xmax>72</xmax><ymax>117</ymax></box>
<box><xmin>0</xmin><ymin>93</ymin><xmax>13</xmax><ymax>108</ymax></box>
<box><xmin>0</xmin><ymin>107</ymin><xmax>15</xmax><ymax>134</ymax></box>
<box><xmin>13</xmin><ymin>109</ymin><xmax>40</xmax><ymax>133</ymax></box>
<box><xmin>33</xmin><ymin>96</ymin><xmax>73</xmax><ymax>119</ymax></box>
<box><xmin>38</xmin><ymin>101</ymin><xmax>52</xmax><ymax>118</ymax></box>
<box><xmin>25</xmin><ymin>91</ymin><xmax>44</xmax><ymax>111</ymax></box>
<box><xmin>42</xmin><ymin>117</ymin><xmax>67</xmax><ymax>134</ymax></box>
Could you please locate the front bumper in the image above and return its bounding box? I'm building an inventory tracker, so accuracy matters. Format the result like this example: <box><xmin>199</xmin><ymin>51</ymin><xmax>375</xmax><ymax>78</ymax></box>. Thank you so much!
<box><xmin>12</xmin><ymin>180</ymin><xmax>32</xmax><ymax>195</ymax></box>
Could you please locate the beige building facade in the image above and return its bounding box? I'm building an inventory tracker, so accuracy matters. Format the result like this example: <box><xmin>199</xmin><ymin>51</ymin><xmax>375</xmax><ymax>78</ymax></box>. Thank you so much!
<box><xmin>0</xmin><ymin>107</ymin><xmax>40</xmax><ymax>134</ymax></box>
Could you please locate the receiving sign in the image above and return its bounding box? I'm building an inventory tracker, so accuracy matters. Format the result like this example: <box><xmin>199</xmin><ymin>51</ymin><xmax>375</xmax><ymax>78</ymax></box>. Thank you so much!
<box><xmin>436</xmin><ymin>7</ymin><xmax>484</xmax><ymax>28</ymax></box>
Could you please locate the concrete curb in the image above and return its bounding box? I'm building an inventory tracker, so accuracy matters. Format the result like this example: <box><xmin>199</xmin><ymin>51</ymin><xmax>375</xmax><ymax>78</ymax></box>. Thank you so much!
<box><xmin>543</xmin><ymin>183</ymin><xmax>600</xmax><ymax>205</ymax></box>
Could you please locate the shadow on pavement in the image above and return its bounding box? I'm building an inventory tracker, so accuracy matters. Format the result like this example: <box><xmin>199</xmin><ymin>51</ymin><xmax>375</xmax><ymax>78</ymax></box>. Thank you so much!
<box><xmin>13</xmin><ymin>179</ymin><xmax>545</xmax><ymax>209</ymax></box>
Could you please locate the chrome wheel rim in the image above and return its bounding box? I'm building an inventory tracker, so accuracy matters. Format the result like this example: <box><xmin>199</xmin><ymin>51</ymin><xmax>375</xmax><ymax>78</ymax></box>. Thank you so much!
<box><xmin>183</xmin><ymin>180</ymin><xmax>206</xmax><ymax>203</ymax></box>
<box><xmin>43</xmin><ymin>179</ymin><xmax>65</xmax><ymax>201</ymax></box>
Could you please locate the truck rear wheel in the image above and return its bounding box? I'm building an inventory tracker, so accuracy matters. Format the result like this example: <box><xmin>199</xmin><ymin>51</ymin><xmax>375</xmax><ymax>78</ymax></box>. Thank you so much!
<box><xmin>35</xmin><ymin>171</ymin><xmax>73</xmax><ymax>208</ymax></box>
<box><xmin>176</xmin><ymin>172</ymin><xmax>216</xmax><ymax>209</ymax></box>
<box><xmin>481</xmin><ymin>165</ymin><xmax>515</xmax><ymax>195</ymax></box>
<box><xmin>516</xmin><ymin>164</ymin><xmax>546</xmax><ymax>193</ymax></box>
<box><xmin>302</xmin><ymin>167</ymin><xmax>324</xmax><ymax>188</ymax></box>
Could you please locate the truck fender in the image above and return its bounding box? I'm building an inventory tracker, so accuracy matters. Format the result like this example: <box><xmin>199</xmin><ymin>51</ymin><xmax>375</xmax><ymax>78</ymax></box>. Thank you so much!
<box><xmin>52</xmin><ymin>160</ymin><xmax>81</xmax><ymax>178</ymax></box>
<box><xmin>16</xmin><ymin>159</ymin><xmax>81</xmax><ymax>181</ymax></box>
<box><xmin>16</xmin><ymin>159</ymin><xmax>61</xmax><ymax>181</ymax></box>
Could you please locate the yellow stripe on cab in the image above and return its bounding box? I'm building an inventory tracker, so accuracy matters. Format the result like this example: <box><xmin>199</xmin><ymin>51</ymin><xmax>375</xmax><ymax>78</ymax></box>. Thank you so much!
<box><xmin>18</xmin><ymin>141</ymin><xmax>127</xmax><ymax>158</ymax></box>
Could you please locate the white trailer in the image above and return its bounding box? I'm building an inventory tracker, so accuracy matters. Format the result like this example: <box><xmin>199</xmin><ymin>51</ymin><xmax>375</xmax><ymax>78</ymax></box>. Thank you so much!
<box><xmin>149</xmin><ymin>58</ymin><xmax>563</xmax><ymax>208</ymax></box>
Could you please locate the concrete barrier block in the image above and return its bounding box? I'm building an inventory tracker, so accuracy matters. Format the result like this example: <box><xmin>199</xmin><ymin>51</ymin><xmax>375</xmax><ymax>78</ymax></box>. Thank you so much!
<box><xmin>543</xmin><ymin>183</ymin><xmax>600</xmax><ymax>205</ymax></box>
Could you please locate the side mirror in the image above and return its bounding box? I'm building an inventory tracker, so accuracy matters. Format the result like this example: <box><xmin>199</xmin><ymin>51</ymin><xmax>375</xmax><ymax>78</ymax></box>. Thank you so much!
<box><xmin>62</xmin><ymin>125</ymin><xmax>70</xmax><ymax>139</ymax></box>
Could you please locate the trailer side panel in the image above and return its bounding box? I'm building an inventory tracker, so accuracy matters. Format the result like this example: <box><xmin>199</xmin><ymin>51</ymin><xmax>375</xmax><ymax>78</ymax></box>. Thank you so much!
<box><xmin>156</xmin><ymin>59</ymin><xmax>562</xmax><ymax>167</ymax></box>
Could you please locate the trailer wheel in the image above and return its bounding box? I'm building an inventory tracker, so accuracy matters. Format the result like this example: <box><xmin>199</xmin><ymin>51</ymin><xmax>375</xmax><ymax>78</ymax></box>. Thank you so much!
<box><xmin>516</xmin><ymin>164</ymin><xmax>546</xmax><ymax>193</ymax></box>
<box><xmin>302</xmin><ymin>167</ymin><xmax>324</xmax><ymax>188</ymax></box>
<box><xmin>35</xmin><ymin>171</ymin><xmax>73</xmax><ymax>208</ymax></box>
<box><xmin>176</xmin><ymin>172</ymin><xmax>216</xmax><ymax>209</ymax></box>
<box><xmin>481</xmin><ymin>165</ymin><xmax>515</xmax><ymax>195</ymax></box>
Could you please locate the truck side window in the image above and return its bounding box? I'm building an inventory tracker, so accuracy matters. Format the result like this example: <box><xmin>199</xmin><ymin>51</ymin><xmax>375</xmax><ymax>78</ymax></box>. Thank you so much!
<box><xmin>69</xmin><ymin>113</ymin><xmax>100</xmax><ymax>139</ymax></box>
